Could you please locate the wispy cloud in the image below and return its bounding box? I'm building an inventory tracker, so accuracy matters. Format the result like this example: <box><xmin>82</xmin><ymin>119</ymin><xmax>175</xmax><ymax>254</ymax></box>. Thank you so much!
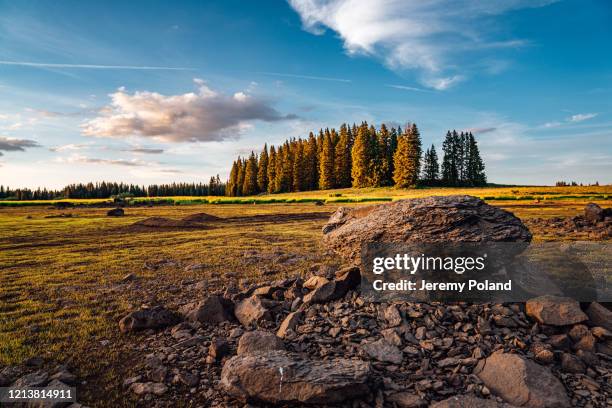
<box><xmin>258</xmin><ymin>71</ymin><xmax>351</xmax><ymax>83</ymax></box>
<box><xmin>124</xmin><ymin>147</ymin><xmax>164</xmax><ymax>154</ymax></box>
<box><xmin>385</xmin><ymin>84</ymin><xmax>431</xmax><ymax>93</ymax></box>
<box><xmin>569</xmin><ymin>113</ymin><xmax>597</xmax><ymax>122</ymax></box>
<box><xmin>56</xmin><ymin>154</ymin><xmax>149</xmax><ymax>167</ymax></box>
<box><xmin>288</xmin><ymin>0</ymin><xmax>557</xmax><ymax>89</ymax></box>
<box><xmin>0</xmin><ymin>60</ymin><xmax>193</xmax><ymax>71</ymax></box>
<box><xmin>0</xmin><ymin>136</ymin><xmax>41</xmax><ymax>153</ymax></box>
<box><xmin>421</xmin><ymin>75</ymin><xmax>465</xmax><ymax>91</ymax></box>
<box><xmin>82</xmin><ymin>79</ymin><xmax>297</xmax><ymax>143</ymax></box>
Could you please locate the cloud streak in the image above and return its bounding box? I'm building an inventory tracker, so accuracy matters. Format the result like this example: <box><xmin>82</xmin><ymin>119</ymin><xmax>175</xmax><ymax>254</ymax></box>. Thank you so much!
<box><xmin>0</xmin><ymin>136</ymin><xmax>41</xmax><ymax>155</ymax></box>
<box><xmin>57</xmin><ymin>154</ymin><xmax>149</xmax><ymax>167</ymax></box>
<box><xmin>258</xmin><ymin>71</ymin><xmax>351</xmax><ymax>83</ymax></box>
<box><xmin>288</xmin><ymin>0</ymin><xmax>557</xmax><ymax>89</ymax></box>
<box><xmin>82</xmin><ymin>79</ymin><xmax>297</xmax><ymax>142</ymax></box>
<box><xmin>570</xmin><ymin>113</ymin><xmax>597</xmax><ymax>123</ymax></box>
<box><xmin>0</xmin><ymin>60</ymin><xmax>193</xmax><ymax>71</ymax></box>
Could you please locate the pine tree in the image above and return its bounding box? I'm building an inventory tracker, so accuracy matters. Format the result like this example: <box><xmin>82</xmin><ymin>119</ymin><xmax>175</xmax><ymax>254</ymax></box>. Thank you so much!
<box><xmin>273</xmin><ymin>145</ymin><xmax>284</xmax><ymax>193</ymax></box>
<box><xmin>292</xmin><ymin>140</ymin><xmax>305</xmax><ymax>191</ymax></box>
<box><xmin>465</xmin><ymin>133</ymin><xmax>487</xmax><ymax>186</ymax></box>
<box><xmin>242</xmin><ymin>152</ymin><xmax>258</xmax><ymax>196</ymax></box>
<box><xmin>334</xmin><ymin>123</ymin><xmax>352</xmax><ymax>188</ymax></box>
<box><xmin>267</xmin><ymin>146</ymin><xmax>277</xmax><ymax>193</ymax></box>
<box><xmin>319</xmin><ymin>131</ymin><xmax>335</xmax><ymax>189</ymax></box>
<box><xmin>227</xmin><ymin>160</ymin><xmax>239</xmax><ymax>196</ymax></box>
<box><xmin>351</xmin><ymin>124</ymin><xmax>371</xmax><ymax>188</ymax></box>
<box><xmin>236</xmin><ymin>158</ymin><xmax>246</xmax><ymax>196</ymax></box>
<box><xmin>441</xmin><ymin>131</ymin><xmax>457</xmax><ymax>186</ymax></box>
<box><xmin>257</xmin><ymin>144</ymin><xmax>269</xmax><ymax>193</ymax></box>
<box><xmin>280</xmin><ymin>142</ymin><xmax>293</xmax><ymax>192</ymax></box>
<box><xmin>393</xmin><ymin>124</ymin><xmax>422</xmax><ymax>187</ymax></box>
<box><xmin>422</xmin><ymin>144</ymin><xmax>439</xmax><ymax>185</ymax></box>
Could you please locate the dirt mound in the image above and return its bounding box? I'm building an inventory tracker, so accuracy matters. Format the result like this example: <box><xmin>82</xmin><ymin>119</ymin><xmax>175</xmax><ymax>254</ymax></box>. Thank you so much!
<box><xmin>181</xmin><ymin>213</ymin><xmax>221</xmax><ymax>223</ymax></box>
<box><xmin>131</xmin><ymin>217</ymin><xmax>204</xmax><ymax>228</ymax></box>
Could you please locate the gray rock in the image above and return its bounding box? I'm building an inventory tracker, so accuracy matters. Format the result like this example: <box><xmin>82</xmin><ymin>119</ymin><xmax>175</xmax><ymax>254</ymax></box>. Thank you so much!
<box><xmin>387</xmin><ymin>392</ymin><xmax>427</xmax><ymax>407</ymax></box>
<box><xmin>475</xmin><ymin>352</ymin><xmax>570</xmax><ymax>407</ymax></box>
<box><xmin>220</xmin><ymin>350</ymin><xmax>371</xmax><ymax>404</ymax></box>
<box><xmin>129</xmin><ymin>382</ymin><xmax>168</xmax><ymax>396</ymax></box>
<box><xmin>237</xmin><ymin>331</ymin><xmax>285</xmax><ymax>355</ymax></box>
<box><xmin>525</xmin><ymin>296</ymin><xmax>587</xmax><ymax>326</ymax></box>
<box><xmin>322</xmin><ymin>195</ymin><xmax>531</xmax><ymax>264</ymax></box>
<box><xmin>277</xmin><ymin>311</ymin><xmax>303</xmax><ymax>339</ymax></box>
<box><xmin>431</xmin><ymin>395</ymin><xmax>517</xmax><ymax>407</ymax></box>
<box><xmin>119</xmin><ymin>306</ymin><xmax>180</xmax><ymax>333</ymax></box>
<box><xmin>586</xmin><ymin>302</ymin><xmax>612</xmax><ymax>331</ymax></box>
<box><xmin>234</xmin><ymin>296</ymin><xmax>273</xmax><ymax>327</ymax></box>
<box><xmin>361</xmin><ymin>338</ymin><xmax>403</xmax><ymax>364</ymax></box>
<box><xmin>180</xmin><ymin>295</ymin><xmax>234</xmax><ymax>324</ymax></box>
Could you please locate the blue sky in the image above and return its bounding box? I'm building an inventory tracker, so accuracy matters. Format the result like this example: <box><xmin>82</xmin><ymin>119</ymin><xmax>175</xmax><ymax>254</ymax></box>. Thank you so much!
<box><xmin>0</xmin><ymin>0</ymin><xmax>610</xmax><ymax>188</ymax></box>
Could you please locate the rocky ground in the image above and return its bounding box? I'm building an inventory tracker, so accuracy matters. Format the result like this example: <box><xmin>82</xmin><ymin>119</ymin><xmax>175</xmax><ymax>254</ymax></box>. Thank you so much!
<box><xmin>1</xmin><ymin>197</ymin><xmax>611</xmax><ymax>407</ymax></box>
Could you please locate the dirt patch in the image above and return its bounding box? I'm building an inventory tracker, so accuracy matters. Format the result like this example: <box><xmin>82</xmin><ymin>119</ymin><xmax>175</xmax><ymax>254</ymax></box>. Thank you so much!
<box><xmin>224</xmin><ymin>212</ymin><xmax>331</xmax><ymax>224</ymax></box>
<box><xmin>127</xmin><ymin>217</ymin><xmax>212</xmax><ymax>231</ymax></box>
<box><xmin>181</xmin><ymin>212</ymin><xmax>221</xmax><ymax>223</ymax></box>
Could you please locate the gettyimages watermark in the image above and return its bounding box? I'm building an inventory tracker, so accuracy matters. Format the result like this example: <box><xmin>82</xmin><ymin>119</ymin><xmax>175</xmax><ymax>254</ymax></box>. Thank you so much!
<box><xmin>360</xmin><ymin>242</ymin><xmax>611</xmax><ymax>302</ymax></box>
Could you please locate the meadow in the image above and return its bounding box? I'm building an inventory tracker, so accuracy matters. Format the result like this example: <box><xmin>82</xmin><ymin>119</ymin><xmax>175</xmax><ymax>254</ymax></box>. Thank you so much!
<box><xmin>0</xmin><ymin>185</ymin><xmax>610</xmax><ymax>405</ymax></box>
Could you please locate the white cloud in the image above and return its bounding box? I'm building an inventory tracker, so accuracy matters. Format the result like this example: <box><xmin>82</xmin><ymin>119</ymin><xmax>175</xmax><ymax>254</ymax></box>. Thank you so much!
<box><xmin>0</xmin><ymin>60</ymin><xmax>192</xmax><ymax>71</ymax></box>
<box><xmin>82</xmin><ymin>79</ymin><xmax>296</xmax><ymax>142</ymax></box>
<box><xmin>288</xmin><ymin>0</ymin><xmax>557</xmax><ymax>89</ymax></box>
<box><xmin>569</xmin><ymin>113</ymin><xmax>597</xmax><ymax>122</ymax></box>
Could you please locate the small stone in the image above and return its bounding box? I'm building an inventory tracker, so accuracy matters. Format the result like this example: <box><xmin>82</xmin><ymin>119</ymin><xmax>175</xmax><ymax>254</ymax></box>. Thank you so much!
<box><xmin>526</xmin><ymin>295</ymin><xmax>587</xmax><ymax>326</ymax></box>
<box><xmin>130</xmin><ymin>382</ymin><xmax>168</xmax><ymax>396</ymax></box>
<box><xmin>362</xmin><ymin>338</ymin><xmax>403</xmax><ymax>364</ymax></box>
<box><xmin>387</xmin><ymin>392</ymin><xmax>427</xmax><ymax>407</ymax></box>
<box><xmin>303</xmin><ymin>276</ymin><xmax>329</xmax><ymax>290</ymax></box>
<box><xmin>237</xmin><ymin>331</ymin><xmax>285</xmax><ymax>355</ymax></box>
<box><xmin>277</xmin><ymin>311</ymin><xmax>303</xmax><ymax>339</ymax></box>
<box><xmin>560</xmin><ymin>353</ymin><xmax>586</xmax><ymax>374</ymax></box>
<box><xmin>208</xmin><ymin>338</ymin><xmax>230</xmax><ymax>362</ymax></box>
<box><xmin>585</xmin><ymin>302</ymin><xmax>612</xmax><ymax>331</ymax></box>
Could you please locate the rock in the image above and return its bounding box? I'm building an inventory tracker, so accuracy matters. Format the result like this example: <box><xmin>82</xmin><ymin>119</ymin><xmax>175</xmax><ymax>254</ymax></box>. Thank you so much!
<box><xmin>234</xmin><ymin>296</ymin><xmax>273</xmax><ymax>327</ymax></box>
<box><xmin>237</xmin><ymin>331</ymin><xmax>285</xmax><ymax>355</ymax></box>
<box><xmin>119</xmin><ymin>306</ymin><xmax>180</xmax><ymax>333</ymax></box>
<box><xmin>220</xmin><ymin>350</ymin><xmax>371</xmax><ymax>404</ymax></box>
<box><xmin>129</xmin><ymin>382</ymin><xmax>168</xmax><ymax>396</ymax></box>
<box><xmin>548</xmin><ymin>334</ymin><xmax>570</xmax><ymax>350</ymax></box>
<box><xmin>361</xmin><ymin>338</ymin><xmax>403</xmax><ymax>364</ymax></box>
<box><xmin>591</xmin><ymin>326</ymin><xmax>612</xmax><ymax>340</ymax></box>
<box><xmin>303</xmin><ymin>276</ymin><xmax>329</xmax><ymax>290</ymax></box>
<box><xmin>384</xmin><ymin>304</ymin><xmax>403</xmax><ymax>327</ymax></box>
<box><xmin>431</xmin><ymin>395</ymin><xmax>514</xmax><ymax>407</ymax></box>
<box><xmin>50</xmin><ymin>370</ymin><xmax>77</xmax><ymax>385</ymax></box>
<box><xmin>585</xmin><ymin>302</ymin><xmax>612</xmax><ymax>331</ymax></box>
<box><xmin>107</xmin><ymin>208</ymin><xmax>124</xmax><ymax>217</ymax></box>
<box><xmin>11</xmin><ymin>371</ymin><xmax>49</xmax><ymax>388</ymax></box>
<box><xmin>334</xmin><ymin>266</ymin><xmax>361</xmax><ymax>294</ymax></box>
<box><xmin>303</xmin><ymin>281</ymin><xmax>338</xmax><ymax>304</ymax></box>
<box><xmin>475</xmin><ymin>352</ymin><xmax>570</xmax><ymax>407</ymax></box>
<box><xmin>584</xmin><ymin>203</ymin><xmax>604</xmax><ymax>224</ymax></box>
<box><xmin>322</xmin><ymin>195</ymin><xmax>532</xmax><ymax>264</ymax></box>
<box><xmin>208</xmin><ymin>338</ymin><xmax>231</xmax><ymax>362</ymax></box>
<box><xmin>387</xmin><ymin>392</ymin><xmax>427</xmax><ymax>407</ymax></box>
<box><xmin>0</xmin><ymin>366</ymin><xmax>21</xmax><ymax>387</ymax></box>
<box><xmin>180</xmin><ymin>295</ymin><xmax>234</xmax><ymax>324</ymax></box>
<box><xmin>277</xmin><ymin>311</ymin><xmax>303</xmax><ymax>338</ymax></box>
<box><xmin>120</xmin><ymin>273</ymin><xmax>137</xmax><ymax>283</ymax></box>
<box><xmin>525</xmin><ymin>296</ymin><xmax>587</xmax><ymax>326</ymax></box>
<box><xmin>560</xmin><ymin>353</ymin><xmax>586</xmax><ymax>374</ymax></box>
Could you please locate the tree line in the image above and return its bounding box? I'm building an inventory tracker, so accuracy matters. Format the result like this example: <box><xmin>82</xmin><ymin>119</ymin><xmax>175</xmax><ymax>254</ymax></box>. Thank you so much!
<box><xmin>0</xmin><ymin>177</ymin><xmax>226</xmax><ymax>200</ymax></box>
<box><xmin>226</xmin><ymin>122</ymin><xmax>486</xmax><ymax>196</ymax></box>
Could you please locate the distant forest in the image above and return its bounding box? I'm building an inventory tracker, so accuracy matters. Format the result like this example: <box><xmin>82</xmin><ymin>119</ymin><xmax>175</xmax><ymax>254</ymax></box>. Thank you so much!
<box><xmin>1</xmin><ymin>121</ymin><xmax>486</xmax><ymax>201</ymax></box>
<box><xmin>227</xmin><ymin>121</ymin><xmax>486</xmax><ymax>196</ymax></box>
<box><xmin>0</xmin><ymin>177</ymin><xmax>225</xmax><ymax>201</ymax></box>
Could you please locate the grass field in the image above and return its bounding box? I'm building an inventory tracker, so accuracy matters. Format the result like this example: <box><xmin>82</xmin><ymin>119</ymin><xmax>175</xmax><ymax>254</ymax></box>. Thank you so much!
<box><xmin>1</xmin><ymin>184</ymin><xmax>610</xmax><ymax>207</ymax></box>
<box><xmin>0</xmin><ymin>185</ymin><xmax>610</xmax><ymax>405</ymax></box>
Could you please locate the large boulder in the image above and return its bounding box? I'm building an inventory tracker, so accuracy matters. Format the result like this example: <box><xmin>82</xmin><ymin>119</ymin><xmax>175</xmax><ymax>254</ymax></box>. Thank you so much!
<box><xmin>526</xmin><ymin>295</ymin><xmax>588</xmax><ymax>326</ymax></box>
<box><xmin>322</xmin><ymin>195</ymin><xmax>532</xmax><ymax>264</ymax></box>
<box><xmin>220</xmin><ymin>350</ymin><xmax>371</xmax><ymax>404</ymax></box>
<box><xmin>180</xmin><ymin>295</ymin><xmax>234</xmax><ymax>324</ymax></box>
<box><xmin>475</xmin><ymin>352</ymin><xmax>570</xmax><ymax>407</ymax></box>
<box><xmin>119</xmin><ymin>306</ymin><xmax>180</xmax><ymax>333</ymax></box>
